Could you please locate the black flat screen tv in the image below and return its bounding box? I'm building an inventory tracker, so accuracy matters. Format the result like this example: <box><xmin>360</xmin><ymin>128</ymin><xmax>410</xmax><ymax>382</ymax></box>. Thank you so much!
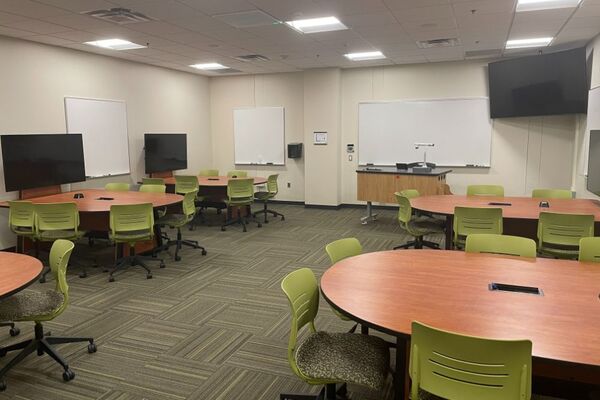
<box><xmin>144</xmin><ymin>133</ymin><xmax>187</xmax><ymax>174</ymax></box>
<box><xmin>587</xmin><ymin>130</ymin><xmax>600</xmax><ymax>196</ymax></box>
<box><xmin>488</xmin><ymin>47</ymin><xmax>588</xmax><ymax>118</ymax></box>
<box><xmin>1</xmin><ymin>134</ymin><xmax>86</xmax><ymax>192</ymax></box>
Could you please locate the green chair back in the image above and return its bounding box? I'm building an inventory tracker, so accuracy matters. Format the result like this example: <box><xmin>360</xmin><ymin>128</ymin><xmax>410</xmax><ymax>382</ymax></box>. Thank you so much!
<box><xmin>578</xmin><ymin>237</ymin><xmax>600</xmax><ymax>262</ymax></box>
<box><xmin>109</xmin><ymin>203</ymin><xmax>154</xmax><ymax>243</ymax></box>
<box><xmin>453</xmin><ymin>207</ymin><xmax>502</xmax><ymax>248</ymax></box>
<box><xmin>199</xmin><ymin>169</ymin><xmax>219</xmax><ymax>177</ymax></box>
<box><xmin>8</xmin><ymin>200</ymin><xmax>35</xmax><ymax>235</ymax></box>
<box><xmin>531</xmin><ymin>189</ymin><xmax>572</xmax><ymax>199</ymax></box>
<box><xmin>105</xmin><ymin>183</ymin><xmax>130</xmax><ymax>191</ymax></box>
<box><xmin>227</xmin><ymin>170</ymin><xmax>248</xmax><ymax>178</ymax></box>
<box><xmin>266</xmin><ymin>174</ymin><xmax>279</xmax><ymax>194</ymax></box>
<box><xmin>34</xmin><ymin>203</ymin><xmax>80</xmax><ymax>239</ymax></box>
<box><xmin>537</xmin><ymin>212</ymin><xmax>594</xmax><ymax>257</ymax></box>
<box><xmin>465</xmin><ymin>234</ymin><xmax>536</xmax><ymax>258</ymax></box>
<box><xmin>142</xmin><ymin>177</ymin><xmax>164</xmax><ymax>185</ymax></box>
<box><xmin>325</xmin><ymin>238</ymin><xmax>362</xmax><ymax>264</ymax></box>
<box><xmin>174</xmin><ymin>175</ymin><xmax>198</xmax><ymax>194</ymax></box>
<box><xmin>49</xmin><ymin>239</ymin><xmax>75</xmax><ymax>315</ymax></box>
<box><xmin>182</xmin><ymin>190</ymin><xmax>199</xmax><ymax>220</ymax></box>
<box><xmin>395</xmin><ymin>193</ymin><xmax>413</xmax><ymax>228</ymax></box>
<box><xmin>227</xmin><ymin>178</ymin><xmax>254</xmax><ymax>204</ymax></box>
<box><xmin>139</xmin><ymin>184</ymin><xmax>166</xmax><ymax>193</ymax></box>
<box><xmin>410</xmin><ymin>321</ymin><xmax>532</xmax><ymax>400</ymax></box>
<box><xmin>399</xmin><ymin>189</ymin><xmax>420</xmax><ymax>199</ymax></box>
<box><xmin>281</xmin><ymin>268</ymin><xmax>321</xmax><ymax>383</ymax></box>
<box><xmin>466</xmin><ymin>185</ymin><xmax>504</xmax><ymax>197</ymax></box>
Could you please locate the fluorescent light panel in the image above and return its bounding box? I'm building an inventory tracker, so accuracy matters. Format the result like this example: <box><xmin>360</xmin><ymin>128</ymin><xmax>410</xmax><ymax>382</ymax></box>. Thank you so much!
<box><xmin>189</xmin><ymin>63</ymin><xmax>228</xmax><ymax>70</ymax></box>
<box><xmin>344</xmin><ymin>51</ymin><xmax>386</xmax><ymax>61</ymax></box>
<box><xmin>286</xmin><ymin>16</ymin><xmax>347</xmax><ymax>33</ymax></box>
<box><xmin>84</xmin><ymin>39</ymin><xmax>146</xmax><ymax>50</ymax></box>
<box><xmin>505</xmin><ymin>37</ymin><xmax>553</xmax><ymax>49</ymax></box>
<box><xmin>516</xmin><ymin>0</ymin><xmax>581</xmax><ymax>12</ymax></box>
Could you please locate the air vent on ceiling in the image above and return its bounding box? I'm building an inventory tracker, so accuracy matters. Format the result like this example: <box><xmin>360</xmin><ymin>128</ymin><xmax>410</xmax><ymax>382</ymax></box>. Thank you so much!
<box><xmin>235</xmin><ymin>54</ymin><xmax>270</xmax><ymax>62</ymax></box>
<box><xmin>213</xmin><ymin>10</ymin><xmax>279</xmax><ymax>28</ymax></box>
<box><xmin>83</xmin><ymin>8</ymin><xmax>155</xmax><ymax>25</ymax></box>
<box><xmin>465</xmin><ymin>49</ymin><xmax>502</xmax><ymax>59</ymax></box>
<box><xmin>213</xmin><ymin>68</ymin><xmax>243</xmax><ymax>74</ymax></box>
<box><xmin>417</xmin><ymin>38</ymin><xmax>460</xmax><ymax>49</ymax></box>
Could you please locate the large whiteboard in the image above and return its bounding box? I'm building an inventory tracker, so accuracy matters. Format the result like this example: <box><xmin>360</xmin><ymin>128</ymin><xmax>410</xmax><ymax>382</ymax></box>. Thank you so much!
<box><xmin>234</xmin><ymin>107</ymin><xmax>285</xmax><ymax>165</ymax></box>
<box><xmin>359</xmin><ymin>97</ymin><xmax>492</xmax><ymax>166</ymax></box>
<box><xmin>65</xmin><ymin>97</ymin><xmax>130</xmax><ymax>178</ymax></box>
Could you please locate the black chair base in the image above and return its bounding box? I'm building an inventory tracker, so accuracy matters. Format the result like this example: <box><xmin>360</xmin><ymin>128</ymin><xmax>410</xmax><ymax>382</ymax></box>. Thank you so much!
<box><xmin>253</xmin><ymin>201</ymin><xmax>285</xmax><ymax>223</ymax></box>
<box><xmin>154</xmin><ymin>227</ymin><xmax>207</xmax><ymax>261</ymax></box>
<box><xmin>0</xmin><ymin>322</ymin><xmax>19</xmax><ymax>337</ymax></box>
<box><xmin>281</xmin><ymin>384</ymin><xmax>346</xmax><ymax>400</ymax></box>
<box><xmin>222</xmin><ymin>206</ymin><xmax>262</xmax><ymax>232</ymax></box>
<box><xmin>38</xmin><ymin>242</ymin><xmax>99</xmax><ymax>282</ymax></box>
<box><xmin>0</xmin><ymin>322</ymin><xmax>95</xmax><ymax>390</ymax></box>
<box><xmin>108</xmin><ymin>248</ymin><xmax>165</xmax><ymax>282</ymax></box>
<box><xmin>394</xmin><ymin>237</ymin><xmax>439</xmax><ymax>250</ymax></box>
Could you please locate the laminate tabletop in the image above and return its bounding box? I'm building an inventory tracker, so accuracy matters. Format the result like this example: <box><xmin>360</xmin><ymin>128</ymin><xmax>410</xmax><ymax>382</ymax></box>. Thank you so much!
<box><xmin>321</xmin><ymin>250</ymin><xmax>600</xmax><ymax>368</ymax></box>
<box><xmin>0</xmin><ymin>252</ymin><xmax>43</xmax><ymax>300</ymax></box>
<box><xmin>163</xmin><ymin>176</ymin><xmax>267</xmax><ymax>187</ymax></box>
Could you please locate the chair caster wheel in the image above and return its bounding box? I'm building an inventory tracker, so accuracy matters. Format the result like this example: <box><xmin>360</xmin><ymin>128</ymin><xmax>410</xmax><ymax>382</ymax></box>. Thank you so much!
<box><xmin>0</xmin><ymin>381</ymin><xmax>6</xmax><ymax>391</ymax></box>
<box><xmin>62</xmin><ymin>369</ymin><xmax>75</xmax><ymax>381</ymax></box>
<box><xmin>257</xmin><ymin>223</ymin><xmax>262</xmax><ymax>228</ymax></box>
<box><xmin>146</xmin><ymin>274</ymin><xmax>152</xmax><ymax>279</ymax></box>
<box><xmin>160</xmin><ymin>261</ymin><xmax>166</xmax><ymax>268</ymax></box>
<box><xmin>87</xmin><ymin>342</ymin><xmax>97</xmax><ymax>353</ymax></box>
<box><xmin>9</xmin><ymin>327</ymin><xmax>19</xmax><ymax>337</ymax></box>
<box><xmin>281</xmin><ymin>216</ymin><xmax>285</xmax><ymax>221</ymax></box>
<box><xmin>0</xmin><ymin>349</ymin><xmax>7</xmax><ymax>358</ymax></box>
<box><xmin>264</xmin><ymin>220</ymin><xmax>269</xmax><ymax>224</ymax></box>
<box><xmin>175</xmin><ymin>255</ymin><xmax>181</xmax><ymax>261</ymax></box>
<box><xmin>39</xmin><ymin>277</ymin><xmax>46</xmax><ymax>284</ymax></box>
<box><xmin>221</xmin><ymin>227</ymin><xmax>226</xmax><ymax>231</ymax></box>
<box><xmin>201</xmin><ymin>250</ymin><xmax>207</xmax><ymax>256</ymax></box>
<box><xmin>108</xmin><ymin>276</ymin><xmax>115</xmax><ymax>283</ymax></box>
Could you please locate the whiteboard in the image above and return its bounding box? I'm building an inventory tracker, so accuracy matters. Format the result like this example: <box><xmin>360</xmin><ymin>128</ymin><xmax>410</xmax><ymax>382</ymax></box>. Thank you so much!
<box><xmin>359</xmin><ymin>97</ymin><xmax>492</xmax><ymax>166</ymax></box>
<box><xmin>234</xmin><ymin>107</ymin><xmax>285</xmax><ymax>165</ymax></box>
<box><xmin>65</xmin><ymin>97</ymin><xmax>130</xmax><ymax>178</ymax></box>
<box><xmin>581</xmin><ymin>87</ymin><xmax>600</xmax><ymax>175</ymax></box>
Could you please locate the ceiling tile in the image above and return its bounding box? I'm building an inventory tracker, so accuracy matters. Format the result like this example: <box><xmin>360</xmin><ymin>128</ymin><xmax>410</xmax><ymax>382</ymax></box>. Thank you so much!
<box><xmin>391</xmin><ymin>4</ymin><xmax>455</xmax><ymax>22</ymax></box>
<box><xmin>3</xmin><ymin>19</ymin><xmax>73</xmax><ymax>34</ymax></box>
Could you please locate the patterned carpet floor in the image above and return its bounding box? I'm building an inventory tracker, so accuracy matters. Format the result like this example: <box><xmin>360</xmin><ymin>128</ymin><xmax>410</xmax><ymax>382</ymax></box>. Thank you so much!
<box><xmin>0</xmin><ymin>205</ymin><xmax>421</xmax><ymax>400</ymax></box>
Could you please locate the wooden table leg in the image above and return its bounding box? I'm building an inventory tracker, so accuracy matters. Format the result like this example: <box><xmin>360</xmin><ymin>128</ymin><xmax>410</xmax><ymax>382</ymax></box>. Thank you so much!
<box><xmin>445</xmin><ymin>215</ymin><xmax>453</xmax><ymax>250</ymax></box>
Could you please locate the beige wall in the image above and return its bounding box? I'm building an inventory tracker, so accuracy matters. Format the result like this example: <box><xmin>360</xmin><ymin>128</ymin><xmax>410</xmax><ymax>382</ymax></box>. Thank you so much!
<box><xmin>0</xmin><ymin>35</ymin><xmax>211</xmax><ymax>247</ymax></box>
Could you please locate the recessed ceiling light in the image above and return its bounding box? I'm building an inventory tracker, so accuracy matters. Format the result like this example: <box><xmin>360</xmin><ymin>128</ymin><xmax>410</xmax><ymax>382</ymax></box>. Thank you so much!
<box><xmin>189</xmin><ymin>63</ymin><xmax>229</xmax><ymax>70</ymax></box>
<box><xmin>285</xmin><ymin>16</ymin><xmax>347</xmax><ymax>34</ymax></box>
<box><xmin>344</xmin><ymin>51</ymin><xmax>386</xmax><ymax>61</ymax></box>
<box><xmin>505</xmin><ymin>37</ymin><xmax>553</xmax><ymax>49</ymax></box>
<box><xmin>84</xmin><ymin>39</ymin><xmax>146</xmax><ymax>50</ymax></box>
<box><xmin>516</xmin><ymin>0</ymin><xmax>581</xmax><ymax>12</ymax></box>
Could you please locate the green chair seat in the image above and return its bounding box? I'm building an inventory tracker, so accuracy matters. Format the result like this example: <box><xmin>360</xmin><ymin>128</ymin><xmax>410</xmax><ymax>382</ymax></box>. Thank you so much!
<box><xmin>0</xmin><ymin>291</ymin><xmax>64</xmax><ymax>321</ymax></box>
<box><xmin>407</xmin><ymin>219</ymin><xmax>445</xmax><ymax>236</ymax></box>
<box><xmin>296</xmin><ymin>331</ymin><xmax>389</xmax><ymax>391</ymax></box>
<box><xmin>224</xmin><ymin>197</ymin><xmax>254</xmax><ymax>207</ymax></box>
<box><xmin>11</xmin><ymin>226</ymin><xmax>34</xmax><ymax>236</ymax></box>
<box><xmin>253</xmin><ymin>191</ymin><xmax>271</xmax><ymax>201</ymax></box>
<box><xmin>157</xmin><ymin>213</ymin><xmax>188</xmax><ymax>227</ymax></box>
<box><xmin>395</xmin><ymin>193</ymin><xmax>443</xmax><ymax>249</ymax></box>
<box><xmin>109</xmin><ymin>228</ymin><xmax>153</xmax><ymax>243</ymax></box>
<box><xmin>37</xmin><ymin>230</ymin><xmax>84</xmax><ymax>241</ymax></box>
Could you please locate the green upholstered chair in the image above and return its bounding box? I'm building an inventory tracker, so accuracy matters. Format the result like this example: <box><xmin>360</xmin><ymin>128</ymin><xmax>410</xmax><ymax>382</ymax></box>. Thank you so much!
<box><xmin>222</xmin><ymin>178</ymin><xmax>261</xmax><ymax>232</ymax></box>
<box><xmin>409</xmin><ymin>321</ymin><xmax>531</xmax><ymax>400</ymax></box>
<box><xmin>398</xmin><ymin>189</ymin><xmax>445</xmax><ymax>225</ymax></box>
<box><xmin>253</xmin><ymin>174</ymin><xmax>285</xmax><ymax>223</ymax></box>
<box><xmin>199</xmin><ymin>169</ymin><xmax>219</xmax><ymax>177</ymax></box>
<box><xmin>0</xmin><ymin>240</ymin><xmax>96</xmax><ymax>390</ymax></box>
<box><xmin>453</xmin><ymin>207</ymin><xmax>503</xmax><ymax>249</ymax></box>
<box><xmin>280</xmin><ymin>268</ymin><xmax>389</xmax><ymax>400</ymax></box>
<box><xmin>8</xmin><ymin>200</ymin><xmax>35</xmax><ymax>254</ymax></box>
<box><xmin>139</xmin><ymin>184</ymin><xmax>166</xmax><ymax>193</ymax></box>
<box><xmin>34</xmin><ymin>202</ymin><xmax>89</xmax><ymax>281</ymax></box>
<box><xmin>108</xmin><ymin>203</ymin><xmax>165</xmax><ymax>282</ymax></box>
<box><xmin>532</xmin><ymin>188</ymin><xmax>572</xmax><ymax>199</ymax></box>
<box><xmin>465</xmin><ymin>234</ymin><xmax>536</xmax><ymax>258</ymax></box>
<box><xmin>174</xmin><ymin>175</ymin><xmax>199</xmax><ymax>194</ymax></box>
<box><xmin>105</xmin><ymin>182</ymin><xmax>130</xmax><ymax>191</ymax></box>
<box><xmin>537</xmin><ymin>212</ymin><xmax>594</xmax><ymax>259</ymax></box>
<box><xmin>394</xmin><ymin>193</ymin><xmax>443</xmax><ymax>249</ymax></box>
<box><xmin>466</xmin><ymin>185</ymin><xmax>504</xmax><ymax>197</ymax></box>
<box><xmin>156</xmin><ymin>190</ymin><xmax>207</xmax><ymax>261</ymax></box>
<box><xmin>399</xmin><ymin>189</ymin><xmax>421</xmax><ymax>198</ymax></box>
<box><xmin>142</xmin><ymin>177</ymin><xmax>164</xmax><ymax>185</ymax></box>
<box><xmin>227</xmin><ymin>170</ymin><xmax>247</xmax><ymax>178</ymax></box>
<box><xmin>578</xmin><ymin>237</ymin><xmax>600</xmax><ymax>262</ymax></box>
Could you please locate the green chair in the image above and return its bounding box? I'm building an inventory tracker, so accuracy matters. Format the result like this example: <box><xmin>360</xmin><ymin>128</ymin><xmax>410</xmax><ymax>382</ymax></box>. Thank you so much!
<box><xmin>465</xmin><ymin>234</ymin><xmax>536</xmax><ymax>258</ymax></box>
<box><xmin>227</xmin><ymin>170</ymin><xmax>247</xmax><ymax>178</ymax></box>
<box><xmin>156</xmin><ymin>190</ymin><xmax>207</xmax><ymax>261</ymax></box>
<box><xmin>253</xmin><ymin>174</ymin><xmax>285</xmax><ymax>223</ymax></box>
<box><xmin>105</xmin><ymin>182</ymin><xmax>130</xmax><ymax>191</ymax></box>
<box><xmin>453</xmin><ymin>206</ymin><xmax>503</xmax><ymax>249</ymax></box>
<box><xmin>139</xmin><ymin>184</ymin><xmax>166</xmax><ymax>193</ymax></box>
<box><xmin>8</xmin><ymin>200</ymin><xmax>35</xmax><ymax>254</ymax></box>
<box><xmin>108</xmin><ymin>203</ymin><xmax>165</xmax><ymax>282</ymax></box>
<box><xmin>532</xmin><ymin>188</ymin><xmax>572</xmax><ymax>199</ymax></box>
<box><xmin>0</xmin><ymin>240</ymin><xmax>96</xmax><ymax>390</ymax></box>
<box><xmin>280</xmin><ymin>268</ymin><xmax>389</xmax><ymax>400</ymax></box>
<box><xmin>466</xmin><ymin>185</ymin><xmax>504</xmax><ymax>197</ymax></box>
<box><xmin>399</xmin><ymin>189</ymin><xmax>420</xmax><ymax>199</ymax></box>
<box><xmin>409</xmin><ymin>321</ymin><xmax>531</xmax><ymax>400</ymax></box>
<box><xmin>174</xmin><ymin>175</ymin><xmax>199</xmax><ymax>194</ymax></box>
<box><xmin>537</xmin><ymin>212</ymin><xmax>594</xmax><ymax>259</ymax></box>
<box><xmin>394</xmin><ymin>193</ymin><xmax>443</xmax><ymax>249</ymax></box>
<box><xmin>222</xmin><ymin>178</ymin><xmax>261</xmax><ymax>232</ymax></box>
<box><xmin>142</xmin><ymin>177</ymin><xmax>164</xmax><ymax>185</ymax></box>
<box><xmin>34</xmin><ymin>202</ymin><xmax>89</xmax><ymax>281</ymax></box>
<box><xmin>199</xmin><ymin>169</ymin><xmax>219</xmax><ymax>177</ymax></box>
<box><xmin>399</xmin><ymin>189</ymin><xmax>445</xmax><ymax>225</ymax></box>
<box><xmin>578</xmin><ymin>237</ymin><xmax>600</xmax><ymax>262</ymax></box>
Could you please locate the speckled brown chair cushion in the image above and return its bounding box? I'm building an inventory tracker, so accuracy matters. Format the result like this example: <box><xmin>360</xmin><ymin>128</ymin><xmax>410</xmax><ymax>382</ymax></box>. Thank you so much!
<box><xmin>0</xmin><ymin>291</ymin><xmax>64</xmax><ymax>321</ymax></box>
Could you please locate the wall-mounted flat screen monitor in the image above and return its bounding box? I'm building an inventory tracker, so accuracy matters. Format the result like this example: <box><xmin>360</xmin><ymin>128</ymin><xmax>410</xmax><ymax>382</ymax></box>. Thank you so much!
<box><xmin>587</xmin><ymin>130</ymin><xmax>600</xmax><ymax>196</ymax></box>
<box><xmin>488</xmin><ymin>47</ymin><xmax>589</xmax><ymax>118</ymax></box>
<box><xmin>144</xmin><ymin>133</ymin><xmax>187</xmax><ymax>173</ymax></box>
<box><xmin>1</xmin><ymin>134</ymin><xmax>86</xmax><ymax>192</ymax></box>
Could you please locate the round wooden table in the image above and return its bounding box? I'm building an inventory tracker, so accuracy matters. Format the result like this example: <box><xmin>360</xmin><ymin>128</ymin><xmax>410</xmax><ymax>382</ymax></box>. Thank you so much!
<box><xmin>0</xmin><ymin>252</ymin><xmax>43</xmax><ymax>300</ymax></box>
<box><xmin>321</xmin><ymin>250</ymin><xmax>600</xmax><ymax>399</ymax></box>
<box><xmin>410</xmin><ymin>195</ymin><xmax>600</xmax><ymax>248</ymax></box>
<box><xmin>163</xmin><ymin>175</ymin><xmax>268</xmax><ymax>187</ymax></box>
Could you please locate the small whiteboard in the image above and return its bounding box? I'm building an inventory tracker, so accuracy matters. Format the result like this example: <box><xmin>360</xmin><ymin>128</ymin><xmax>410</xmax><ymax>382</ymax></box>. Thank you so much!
<box><xmin>234</xmin><ymin>107</ymin><xmax>285</xmax><ymax>165</ymax></box>
<box><xmin>65</xmin><ymin>97</ymin><xmax>130</xmax><ymax>178</ymax></box>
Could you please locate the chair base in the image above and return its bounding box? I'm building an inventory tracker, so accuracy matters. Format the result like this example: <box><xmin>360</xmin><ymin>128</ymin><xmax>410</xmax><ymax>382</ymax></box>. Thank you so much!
<box><xmin>0</xmin><ymin>322</ymin><xmax>95</xmax><ymax>390</ymax></box>
<box><xmin>154</xmin><ymin>227</ymin><xmax>207</xmax><ymax>262</ymax></box>
<box><xmin>281</xmin><ymin>384</ymin><xmax>346</xmax><ymax>400</ymax></box>
<box><xmin>108</xmin><ymin>251</ymin><xmax>165</xmax><ymax>282</ymax></box>
<box><xmin>222</xmin><ymin>206</ymin><xmax>262</xmax><ymax>232</ymax></box>
<box><xmin>0</xmin><ymin>322</ymin><xmax>19</xmax><ymax>337</ymax></box>
<box><xmin>393</xmin><ymin>237</ymin><xmax>439</xmax><ymax>250</ymax></box>
<box><xmin>253</xmin><ymin>201</ymin><xmax>285</xmax><ymax>224</ymax></box>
